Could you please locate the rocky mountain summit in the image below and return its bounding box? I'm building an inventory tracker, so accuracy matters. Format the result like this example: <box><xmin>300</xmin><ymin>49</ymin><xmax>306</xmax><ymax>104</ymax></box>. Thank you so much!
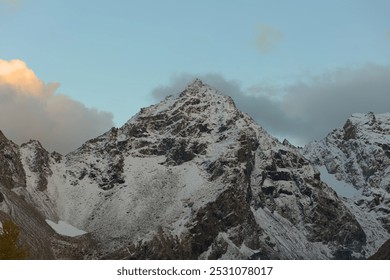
<box><xmin>303</xmin><ymin>112</ymin><xmax>390</xmax><ymax>256</ymax></box>
<box><xmin>0</xmin><ymin>80</ymin><xmax>377</xmax><ymax>259</ymax></box>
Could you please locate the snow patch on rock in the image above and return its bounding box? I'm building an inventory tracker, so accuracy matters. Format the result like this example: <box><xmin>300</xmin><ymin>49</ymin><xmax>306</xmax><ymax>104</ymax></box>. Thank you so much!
<box><xmin>45</xmin><ymin>219</ymin><xmax>87</xmax><ymax>237</ymax></box>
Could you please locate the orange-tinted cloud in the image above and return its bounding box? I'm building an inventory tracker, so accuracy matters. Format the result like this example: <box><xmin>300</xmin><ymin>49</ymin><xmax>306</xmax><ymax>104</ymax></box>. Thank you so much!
<box><xmin>0</xmin><ymin>59</ymin><xmax>47</xmax><ymax>96</ymax></box>
<box><xmin>0</xmin><ymin>59</ymin><xmax>114</xmax><ymax>154</ymax></box>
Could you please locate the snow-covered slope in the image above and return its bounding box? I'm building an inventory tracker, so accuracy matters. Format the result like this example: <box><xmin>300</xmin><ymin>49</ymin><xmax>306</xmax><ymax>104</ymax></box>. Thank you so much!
<box><xmin>303</xmin><ymin>112</ymin><xmax>390</xmax><ymax>256</ymax></box>
<box><xmin>0</xmin><ymin>131</ymin><xmax>95</xmax><ymax>259</ymax></box>
<box><xmin>1</xmin><ymin>80</ymin><xmax>368</xmax><ymax>259</ymax></box>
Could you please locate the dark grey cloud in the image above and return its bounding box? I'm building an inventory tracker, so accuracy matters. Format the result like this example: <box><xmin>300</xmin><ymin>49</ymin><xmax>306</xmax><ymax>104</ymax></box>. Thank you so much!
<box><xmin>151</xmin><ymin>73</ymin><xmax>305</xmax><ymax>144</ymax></box>
<box><xmin>151</xmin><ymin>64</ymin><xmax>390</xmax><ymax>146</ymax></box>
<box><xmin>152</xmin><ymin>73</ymin><xmax>244</xmax><ymax>100</ymax></box>
<box><xmin>280</xmin><ymin>64</ymin><xmax>390</xmax><ymax>142</ymax></box>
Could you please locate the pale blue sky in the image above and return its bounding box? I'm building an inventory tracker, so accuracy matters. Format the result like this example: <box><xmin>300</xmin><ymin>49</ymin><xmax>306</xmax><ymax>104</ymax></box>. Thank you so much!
<box><xmin>1</xmin><ymin>0</ymin><xmax>390</xmax><ymax>151</ymax></box>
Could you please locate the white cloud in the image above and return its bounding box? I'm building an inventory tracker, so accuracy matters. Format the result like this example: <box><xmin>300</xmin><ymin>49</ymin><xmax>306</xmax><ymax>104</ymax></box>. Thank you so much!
<box><xmin>255</xmin><ymin>24</ymin><xmax>284</xmax><ymax>54</ymax></box>
<box><xmin>0</xmin><ymin>59</ymin><xmax>114</xmax><ymax>154</ymax></box>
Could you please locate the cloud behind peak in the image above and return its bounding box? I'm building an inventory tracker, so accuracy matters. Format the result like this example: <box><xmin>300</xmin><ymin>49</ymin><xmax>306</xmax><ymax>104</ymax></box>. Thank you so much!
<box><xmin>150</xmin><ymin>63</ymin><xmax>390</xmax><ymax>146</ymax></box>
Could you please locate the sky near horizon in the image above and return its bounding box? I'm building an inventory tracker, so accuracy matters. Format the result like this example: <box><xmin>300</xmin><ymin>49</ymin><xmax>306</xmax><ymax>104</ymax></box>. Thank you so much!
<box><xmin>1</xmin><ymin>0</ymin><xmax>390</xmax><ymax>153</ymax></box>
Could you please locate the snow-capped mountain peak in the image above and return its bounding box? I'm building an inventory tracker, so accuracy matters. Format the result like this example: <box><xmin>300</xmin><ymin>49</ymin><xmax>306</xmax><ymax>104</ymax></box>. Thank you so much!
<box><xmin>1</xmin><ymin>82</ymin><xmax>372</xmax><ymax>259</ymax></box>
<box><xmin>343</xmin><ymin>112</ymin><xmax>390</xmax><ymax>141</ymax></box>
<box><xmin>125</xmin><ymin>79</ymin><xmax>239</xmax><ymax>134</ymax></box>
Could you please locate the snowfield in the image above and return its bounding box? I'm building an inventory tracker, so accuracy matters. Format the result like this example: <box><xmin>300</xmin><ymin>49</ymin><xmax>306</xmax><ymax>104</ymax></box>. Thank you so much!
<box><xmin>45</xmin><ymin>219</ymin><xmax>87</xmax><ymax>237</ymax></box>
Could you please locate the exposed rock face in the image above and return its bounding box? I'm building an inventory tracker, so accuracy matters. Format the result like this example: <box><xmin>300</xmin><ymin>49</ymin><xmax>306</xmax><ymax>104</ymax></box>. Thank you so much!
<box><xmin>303</xmin><ymin>112</ymin><xmax>390</xmax><ymax>257</ymax></box>
<box><xmin>20</xmin><ymin>140</ymin><xmax>52</xmax><ymax>191</ymax></box>
<box><xmin>369</xmin><ymin>238</ymin><xmax>390</xmax><ymax>259</ymax></box>
<box><xmin>0</xmin><ymin>132</ymin><xmax>96</xmax><ymax>259</ymax></box>
<box><xmin>1</xmin><ymin>80</ymin><xmax>368</xmax><ymax>259</ymax></box>
<box><xmin>0</xmin><ymin>130</ymin><xmax>26</xmax><ymax>190</ymax></box>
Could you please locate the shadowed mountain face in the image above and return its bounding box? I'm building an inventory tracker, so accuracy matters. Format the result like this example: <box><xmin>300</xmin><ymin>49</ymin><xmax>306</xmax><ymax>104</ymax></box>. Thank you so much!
<box><xmin>0</xmin><ymin>133</ymin><xmax>95</xmax><ymax>259</ymax></box>
<box><xmin>1</xmin><ymin>80</ymin><xmax>369</xmax><ymax>259</ymax></box>
<box><xmin>370</xmin><ymin>238</ymin><xmax>390</xmax><ymax>259</ymax></box>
